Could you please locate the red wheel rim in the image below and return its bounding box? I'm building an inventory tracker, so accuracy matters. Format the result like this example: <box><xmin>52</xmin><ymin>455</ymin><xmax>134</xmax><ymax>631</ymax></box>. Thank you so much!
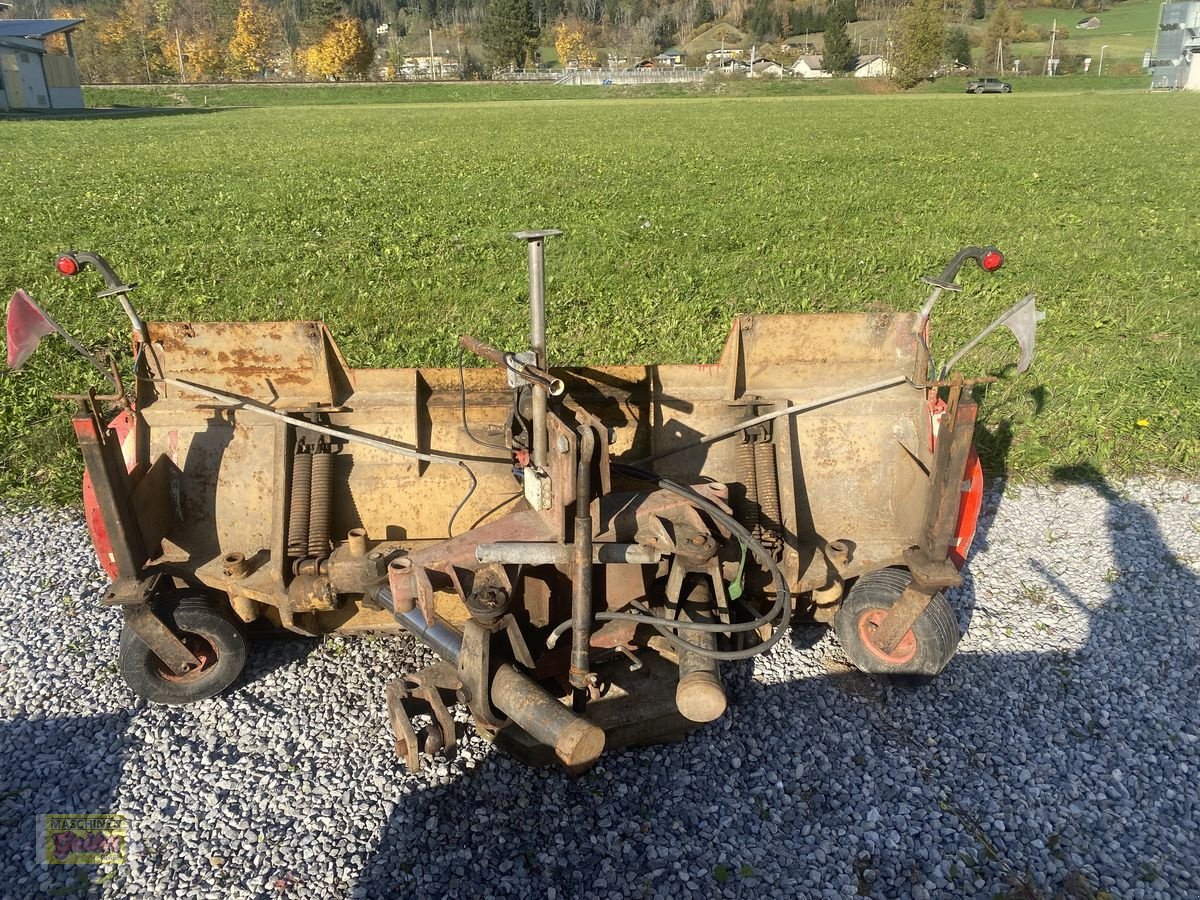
<box><xmin>858</xmin><ymin>609</ymin><xmax>918</xmax><ymax>665</ymax></box>
<box><xmin>153</xmin><ymin>632</ymin><xmax>218</xmax><ymax>683</ymax></box>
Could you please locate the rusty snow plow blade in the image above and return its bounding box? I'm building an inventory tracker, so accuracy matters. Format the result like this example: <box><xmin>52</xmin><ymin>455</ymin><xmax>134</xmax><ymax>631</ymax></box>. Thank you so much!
<box><xmin>30</xmin><ymin>237</ymin><xmax>1041</xmax><ymax>771</ymax></box>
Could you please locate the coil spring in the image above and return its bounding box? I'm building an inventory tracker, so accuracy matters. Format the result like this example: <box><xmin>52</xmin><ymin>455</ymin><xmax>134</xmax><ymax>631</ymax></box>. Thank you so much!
<box><xmin>287</xmin><ymin>445</ymin><xmax>312</xmax><ymax>557</ymax></box>
<box><xmin>733</xmin><ymin>441</ymin><xmax>761</xmax><ymax>540</ymax></box>
<box><xmin>754</xmin><ymin>442</ymin><xmax>782</xmax><ymax>557</ymax></box>
<box><xmin>308</xmin><ymin>446</ymin><xmax>333</xmax><ymax>558</ymax></box>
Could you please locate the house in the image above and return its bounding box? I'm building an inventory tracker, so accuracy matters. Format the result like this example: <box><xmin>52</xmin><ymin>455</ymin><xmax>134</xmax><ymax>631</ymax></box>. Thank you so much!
<box><xmin>655</xmin><ymin>47</ymin><xmax>685</xmax><ymax>67</ymax></box>
<box><xmin>852</xmin><ymin>54</ymin><xmax>890</xmax><ymax>78</ymax></box>
<box><xmin>705</xmin><ymin>48</ymin><xmax>744</xmax><ymax>62</ymax></box>
<box><xmin>398</xmin><ymin>54</ymin><xmax>459</xmax><ymax>78</ymax></box>
<box><xmin>791</xmin><ymin>55</ymin><xmax>831</xmax><ymax>78</ymax></box>
<box><xmin>1150</xmin><ymin>1</ymin><xmax>1200</xmax><ymax>89</ymax></box>
<box><xmin>0</xmin><ymin>18</ymin><xmax>84</xmax><ymax>112</ymax></box>
<box><xmin>715</xmin><ymin>58</ymin><xmax>750</xmax><ymax>73</ymax></box>
<box><xmin>749</xmin><ymin>56</ymin><xmax>784</xmax><ymax>78</ymax></box>
<box><xmin>1076</xmin><ymin>16</ymin><xmax>1102</xmax><ymax>29</ymax></box>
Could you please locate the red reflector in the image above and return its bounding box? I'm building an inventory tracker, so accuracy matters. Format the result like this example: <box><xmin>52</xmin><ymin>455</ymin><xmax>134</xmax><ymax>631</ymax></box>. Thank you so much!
<box><xmin>55</xmin><ymin>256</ymin><xmax>79</xmax><ymax>276</ymax></box>
<box><xmin>981</xmin><ymin>250</ymin><xmax>1004</xmax><ymax>272</ymax></box>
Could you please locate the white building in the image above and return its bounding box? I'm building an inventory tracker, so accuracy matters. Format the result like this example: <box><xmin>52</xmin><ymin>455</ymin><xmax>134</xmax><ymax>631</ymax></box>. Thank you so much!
<box><xmin>1151</xmin><ymin>2</ymin><xmax>1200</xmax><ymax>89</ymax></box>
<box><xmin>853</xmin><ymin>55</ymin><xmax>890</xmax><ymax>78</ymax></box>
<box><xmin>791</xmin><ymin>55</ymin><xmax>831</xmax><ymax>78</ymax></box>
<box><xmin>0</xmin><ymin>19</ymin><xmax>84</xmax><ymax>112</ymax></box>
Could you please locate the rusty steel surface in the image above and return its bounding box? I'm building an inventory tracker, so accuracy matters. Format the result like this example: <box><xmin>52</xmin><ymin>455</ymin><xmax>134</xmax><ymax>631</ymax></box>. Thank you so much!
<box><xmin>127</xmin><ymin>311</ymin><xmax>941</xmax><ymax>629</ymax></box>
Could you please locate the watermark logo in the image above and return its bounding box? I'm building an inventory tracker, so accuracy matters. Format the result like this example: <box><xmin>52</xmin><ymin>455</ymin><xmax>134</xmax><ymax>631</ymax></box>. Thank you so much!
<box><xmin>40</xmin><ymin>814</ymin><xmax>127</xmax><ymax>865</ymax></box>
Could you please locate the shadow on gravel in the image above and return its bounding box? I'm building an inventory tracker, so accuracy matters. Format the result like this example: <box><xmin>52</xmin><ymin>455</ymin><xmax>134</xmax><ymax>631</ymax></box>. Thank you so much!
<box><xmin>349</xmin><ymin>465</ymin><xmax>1197</xmax><ymax>899</ymax></box>
<box><xmin>0</xmin><ymin>711</ymin><xmax>133</xmax><ymax>895</ymax></box>
<box><xmin>234</xmin><ymin>633</ymin><xmax>320</xmax><ymax>695</ymax></box>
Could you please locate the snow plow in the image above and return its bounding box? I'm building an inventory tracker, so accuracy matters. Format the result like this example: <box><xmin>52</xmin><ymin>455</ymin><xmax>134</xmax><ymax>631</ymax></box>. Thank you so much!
<box><xmin>9</xmin><ymin>234</ymin><xmax>1042</xmax><ymax>771</ymax></box>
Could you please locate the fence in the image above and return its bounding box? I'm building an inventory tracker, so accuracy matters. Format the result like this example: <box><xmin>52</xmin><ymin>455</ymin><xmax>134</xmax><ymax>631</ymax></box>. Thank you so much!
<box><xmin>555</xmin><ymin>67</ymin><xmax>709</xmax><ymax>86</ymax></box>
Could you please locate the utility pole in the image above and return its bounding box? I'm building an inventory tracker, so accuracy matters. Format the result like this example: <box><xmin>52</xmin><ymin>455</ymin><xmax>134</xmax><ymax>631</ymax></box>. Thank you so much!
<box><xmin>1047</xmin><ymin>18</ymin><xmax>1056</xmax><ymax>75</ymax></box>
<box><xmin>429</xmin><ymin>28</ymin><xmax>435</xmax><ymax>79</ymax></box>
<box><xmin>175</xmin><ymin>29</ymin><xmax>186</xmax><ymax>83</ymax></box>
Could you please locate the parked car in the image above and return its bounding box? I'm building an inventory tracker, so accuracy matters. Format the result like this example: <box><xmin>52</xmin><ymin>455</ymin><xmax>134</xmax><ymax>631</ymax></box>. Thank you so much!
<box><xmin>966</xmin><ymin>77</ymin><xmax>1012</xmax><ymax>94</ymax></box>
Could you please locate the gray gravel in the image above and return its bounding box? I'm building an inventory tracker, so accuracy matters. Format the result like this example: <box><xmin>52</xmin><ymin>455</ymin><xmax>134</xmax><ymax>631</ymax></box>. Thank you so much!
<box><xmin>1</xmin><ymin>477</ymin><xmax>1198</xmax><ymax>899</ymax></box>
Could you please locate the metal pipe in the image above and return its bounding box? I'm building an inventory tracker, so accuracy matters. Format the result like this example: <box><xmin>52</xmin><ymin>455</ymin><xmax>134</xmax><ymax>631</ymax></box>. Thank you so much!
<box><xmin>392</xmin><ymin>602</ymin><xmax>464</xmax><ymax>665</ymax></box>
<box><xmin>475</xmin><ymin>542</ymin><xmax>662</xmax><ymax>566</ymax></box>
<box><xmin>569</xmin><ymin>426</ymin><xmax>596</xmax><ymax>691</ymax></box>
<box><xmin>632</xmin><ymin>376</ymin><xmax>906</xmax><ymax>466</ymax></box>
<box><xmin>491</xmin><ymin>664</ymin><xmax>606</xmax><ymax>770</ymax></box>
<box><xmin>513</xmin><ymin>229</ymin><xmax>560</xmax><ymax>469</ymax></box>
<box><xmin>383</xmin><ymin>586</ymin><xmax>604</xmax><ymax>770</ymax></box>
<box><xmin>530</xmin><ymin>239</ymin><xmax>548</xmax><ymax>469</ymax></box>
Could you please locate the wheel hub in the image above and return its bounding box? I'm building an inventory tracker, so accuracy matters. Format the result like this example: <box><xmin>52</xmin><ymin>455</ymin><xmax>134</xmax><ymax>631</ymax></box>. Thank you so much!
<box><xmin>154</xmin><ymin>632</ymin><xmax>218</xmax><ymax>683</ymax></box>
<box><xmin>858</xmin><ymin>609</ymin><xmax>917</xmax><ymax>665</ymax></box>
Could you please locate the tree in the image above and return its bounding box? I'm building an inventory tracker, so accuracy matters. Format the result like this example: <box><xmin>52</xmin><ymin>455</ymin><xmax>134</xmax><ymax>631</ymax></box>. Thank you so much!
<box><xmin>983</xmin><ymin>0</ymin><xmax>1014</xmax><ymax>74</ymax></box>
<box><xmin>747</xmin><ymin>0</ymin><xmax>778</xmax><ymax>40</ymax></box>
<box><xmin>185</xmin><ymin>30</ymin><xmax>226</xmax><ymax>79</ymax></box>
<box><xmin>227</xmin><ymin>0</ymin><xmax>278</xmax><ymax>77</ymax></box>
<box><xmin>890</xmin><ymin>0</ymin><xmax>945</xmax><ymax>88</ymax></box>
<box><xmin>821</xmin><ymin>5</ymin><xmax>854</xmax><ymax>75</ymax></box>
<box><xmin>971</xmin><ymin>0</ymin><xmax>986</xmax><ymax>20</ymax></box>
<box><xmin>553</xmin><ymin>20</ymin><xmax>597</xmax><ymax>68</ymax></box>
<box><xmin>695</xmin><ymin>0</ymin><xmax>715</xmax><ymax>26</ymax></box>
<box><xmin>482</xmin><ymin>0</ymin><xmax>537</xmax><ymax>71</ymax></box>
<box><xmin>944</xmin><ymin>26</ymin><xmax>972</xmax><ymax>69</ymax></box>
<box><xmin>302</xmin><ymin>17</ymin><xmax>374</xmax><ymax>79</ymax></box>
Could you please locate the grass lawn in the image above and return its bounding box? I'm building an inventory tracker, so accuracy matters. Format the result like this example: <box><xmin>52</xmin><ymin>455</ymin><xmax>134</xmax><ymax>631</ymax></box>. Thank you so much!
<box><xmin>2</xmin><ymin>88</ymin><xmax>1197</xmax><ymax>503</ymax></box>
<box><xmin>1012</xmin><ymin>0</ymin><xmax>1162</xmax><ymax>66</ymax></box>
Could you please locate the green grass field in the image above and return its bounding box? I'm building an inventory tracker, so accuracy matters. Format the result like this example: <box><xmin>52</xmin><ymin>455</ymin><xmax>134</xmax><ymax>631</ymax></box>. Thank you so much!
<box><xmin>2</xmin><ymin>88</ymin><xmax>1197</xmax><ymax>503</ymax></box>
<box><xmin>1013</xmin><ymin>0</ymin><xmax>1162</xmax><ymax>67</ymax></box>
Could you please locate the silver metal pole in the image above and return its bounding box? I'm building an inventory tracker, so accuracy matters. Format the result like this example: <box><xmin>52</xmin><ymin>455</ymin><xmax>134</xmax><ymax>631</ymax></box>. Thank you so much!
<box><xmin>513</xmin><ymin>229</ymin><xmax>561</xmax><ymax>469</ymax></box>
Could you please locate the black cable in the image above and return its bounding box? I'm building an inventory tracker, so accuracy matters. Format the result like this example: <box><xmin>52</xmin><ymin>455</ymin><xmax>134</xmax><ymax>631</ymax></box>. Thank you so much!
<box><xmin>545</xmin><ymin>462</ymin><xmax>793</xmax><ymax>661</ymax></box>
<box><xmin>458</xmin><ymin>347</ymin><xmax>509</xmax><ymax>451</ymax></box>
<box><xmin>446</xmin><ymin>462</ymin><xmax>478</xmax><ymax>538</ymax></box>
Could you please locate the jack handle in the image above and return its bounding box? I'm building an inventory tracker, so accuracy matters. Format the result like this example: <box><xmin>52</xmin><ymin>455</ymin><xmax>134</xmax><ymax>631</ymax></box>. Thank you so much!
<box><xmin>458</xmin><ymin>334</ymin><xmax>565</xmax><ymax>396</ymax></box>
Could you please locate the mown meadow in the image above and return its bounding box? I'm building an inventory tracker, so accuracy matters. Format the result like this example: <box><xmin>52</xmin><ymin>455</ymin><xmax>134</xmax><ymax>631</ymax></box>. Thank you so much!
<box><xmin>1</xmin><ymin>86</ymin><xmax>1197</xmax><ymax>502</ymax></box>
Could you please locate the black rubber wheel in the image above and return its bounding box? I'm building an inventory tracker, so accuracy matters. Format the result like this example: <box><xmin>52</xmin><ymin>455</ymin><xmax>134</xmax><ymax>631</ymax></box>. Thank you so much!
<box><xmin>119</xmin><ymin>592</ymin><xmax>247</xmax><ymax>704</ymax></box>
<box><xmin>833</xmin><ymin>568</ymin><xmax>959</xmax><ymax>678</ymax></box>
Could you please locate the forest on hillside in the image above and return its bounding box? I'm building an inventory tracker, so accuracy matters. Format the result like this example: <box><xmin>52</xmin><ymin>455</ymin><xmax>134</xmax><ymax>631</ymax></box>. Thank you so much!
<box><xmin>4</xmin><ymin>0</ymin><xmax>1129</xmax><ymax>82</ymax></box>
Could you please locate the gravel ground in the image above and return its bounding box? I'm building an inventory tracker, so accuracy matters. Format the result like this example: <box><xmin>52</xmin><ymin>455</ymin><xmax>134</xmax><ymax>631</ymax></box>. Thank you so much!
<box><xmin>1</xmin><ymin>477</ymin><xmax>1198</xmax><ymax>900</ymax></box>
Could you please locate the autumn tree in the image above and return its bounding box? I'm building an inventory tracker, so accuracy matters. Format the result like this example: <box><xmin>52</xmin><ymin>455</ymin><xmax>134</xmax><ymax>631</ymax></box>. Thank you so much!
<box><xmin>482</xmin><ymin>0</ymin><xmax>537</xmax><ymax>71</ymax></box>
<box><xmin>227</xmin><ymin>0</ymin><xmax>278</xmax><ymax>78</ymax></box>
<box><xmin>99</xmin><ymin>0</ymin><xmax>175</xmax><ymax>82</ymax></box>
<box><xmin>185</xmin><ymin>30</ymin><xmax>226</xmax><ymax>79</ymax></box>
<box><xmin>553</xmin><ymin>20</ymin><xmax>597</xmax><ymax>68</ymax></box>
<box><xmin>821</xmin><ymin>4</ymin><xmax>854</xmax><ymax>75</ymax></box>
<box><xmin>890</xmin><ymin>0</ymin><xmax>945</xmax><ymax>88</ymax></box>
<box><xmin>302</xmin><ymin>17</ymin><xmax>374</xmax><ymax>79</ymax></box>
<box><xmin>983</xmin><ymin>0</ymin><xmax>1015</xmax><ymax>73</ymax></box>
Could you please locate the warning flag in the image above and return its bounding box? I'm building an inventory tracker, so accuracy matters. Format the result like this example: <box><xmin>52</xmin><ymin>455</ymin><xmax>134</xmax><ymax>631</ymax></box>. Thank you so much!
<box><xmin>6</xmin><ymin>290</ymin><xmax>59</xmax><ymax>370</ymax></box>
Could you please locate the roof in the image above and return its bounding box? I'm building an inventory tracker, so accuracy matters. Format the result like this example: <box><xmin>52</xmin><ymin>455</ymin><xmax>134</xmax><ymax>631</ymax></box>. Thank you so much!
<box><xmin>854</xmin><ymin>54</ymin><xmax>884</xmax><ymax>68</ymax></box>
<box><xmin>795</xmin><ymin>55</ymin><xmax>823</xmax><ymax>70</ymax></box>
<box><xmin>0</xmin><ymin>18</ymin><xmax>84</xmax><ymax>39</ymax></box>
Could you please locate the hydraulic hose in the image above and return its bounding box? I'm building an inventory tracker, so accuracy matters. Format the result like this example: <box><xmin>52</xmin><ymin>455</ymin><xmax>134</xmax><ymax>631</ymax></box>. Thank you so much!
<box><xmin>546</xmin><ymin>462</ymin><xmax>793</xmax><ymax>661</ymax></box>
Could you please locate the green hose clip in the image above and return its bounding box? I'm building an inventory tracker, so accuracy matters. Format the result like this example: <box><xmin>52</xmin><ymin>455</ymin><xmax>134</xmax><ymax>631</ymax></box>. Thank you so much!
<box><xmin>728</xmin><ymin>540</ymin><xmax>748</xmax><ymax>602</ymax></box>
